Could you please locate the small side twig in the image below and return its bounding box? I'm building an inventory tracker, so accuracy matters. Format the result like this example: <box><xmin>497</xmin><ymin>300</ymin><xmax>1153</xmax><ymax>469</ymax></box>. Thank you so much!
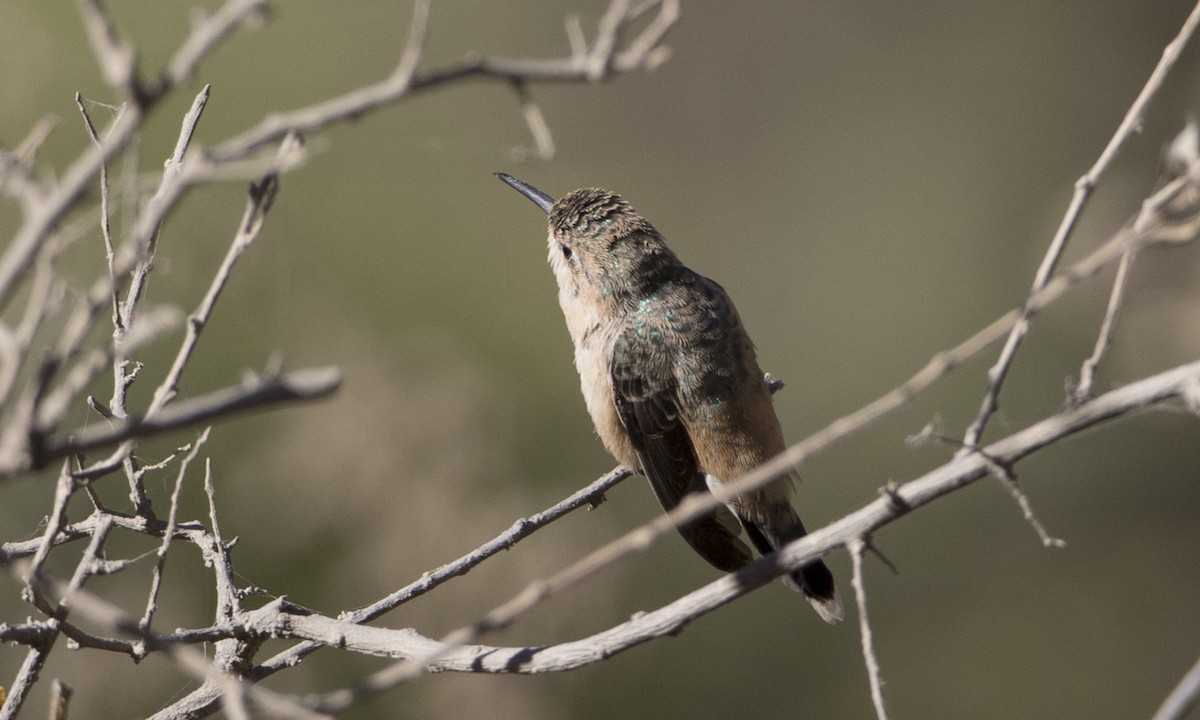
<box><xmin>1074</xmin><ymin>247</ymin><xmax>1137</xmax><ymax>403</ymax></box>
<box><xmin>915</xmin><ymin>428</ymin><xmax>1065</xmax><ymax>549</ymax></box>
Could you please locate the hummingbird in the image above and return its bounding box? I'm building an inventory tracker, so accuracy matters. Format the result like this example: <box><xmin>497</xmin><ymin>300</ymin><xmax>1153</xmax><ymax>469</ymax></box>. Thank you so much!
<box><xmin>496</xmin><ymin>173</ymin><xmax>842</xmax><ymax>623</ymax></box>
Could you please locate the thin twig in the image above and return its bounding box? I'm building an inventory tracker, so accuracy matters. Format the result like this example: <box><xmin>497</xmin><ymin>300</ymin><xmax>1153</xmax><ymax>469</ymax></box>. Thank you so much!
<box><xmin>147</xmin><ymin>138</ymin><xmax>289</xmax><ymax>417</ymax></box>
<box><xmin>35</xmin><ymin>305</ymin><xmax>182</xmax><ymax>432</ymax></box>
<box><xmin>128</xmin><ymin>84</ymin><xmax>209</xmax><ymax>289</ymax></box>
<box><xmin>0</xmin><ymin>244</ymin><xmax>60</xmax><ymax>407</ymax></box>
<box><xmin>24</xmin><ymin>463</ymin><xmax>78</xmax><ymax>587</ymax></box>
<box><xmin>1074</xmin><ymin>248</ymin><xmax>1137</xmax><ymax>403</ymax></box>
<box><xmin>74</xmin><ymin>92</ymin><xmax>123</xmax><ymax>331</ymax></box>
<box><xmin>14</xmin><ymin>115</ymin><xmax>60</xmax><ymax>167</ymax></box>
<box><xmin>1</xmin><ymin>116</ymin><xmax>57</xmax><ymax>208</ymax></box>
<box><xmin>139</xmin><ymin>429</ymin><xmax>211</xmax><ymax>634</ymax></box>
<box><xmin>850</xmin><ymin>538</ymin><xmax>890</xmax><ymax>720</ymax></box>
<box><xmin>0</xmin><ymin>102</ymin><xmax>142</xmax><ymax>312</ymax></box>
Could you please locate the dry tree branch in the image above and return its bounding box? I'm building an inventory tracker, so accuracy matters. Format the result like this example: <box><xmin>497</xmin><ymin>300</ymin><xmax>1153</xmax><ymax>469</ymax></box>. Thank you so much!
<box><xmin>53</xmin><ymin>124</ymin><xmax>1200</xmax><ymax>715</ymax></box>
<box><xmin>0</xmin><ymin>115</ymin><xmax>58</xmax><ymax>208</ymax></box>
<box><xmin>24</xmin><ymin>366</ymin><xmax>342</xmax><ymax>479</ymax></box>
<box><xmin>47</xmin><ymin>680</ymin><xmax>71</xmax><ymax>720</ymax></box>
<box><xmin>1077</xmin><ymin>119</ymin><xmax>1200</xmax><ymax>402</ymax></box>
<box><xmin>193</xmin><ymin>358</ymin><xmax>1198</xmax><ymax>715</ymax></box>
<box><xmin>2</xmin><ymin>6</ymin><xmax>679</xmax><ymax>710</ymax></box>
<box><xmin>960</xmin><ymin>0</ymin><xmax>1200</xmax><ymax>451</ymax></box>
<box><xmin>147</xmin><ymin>136</ymin><xmax>295</xmax><ymax>417</ymax></box>
<box><xmin>0</xmin><ymin>0</ymin><xmax>264</xmax><ymax>311</ymax></box>
<box><xmin>210</xmin><ymin>0</ymin><xmax>678</xmax><ymax>160</ymax></box>
<box><xmin>147</xmin><ymin>467</ymin><xmax>633</xmax><ymax>716</ymax></box>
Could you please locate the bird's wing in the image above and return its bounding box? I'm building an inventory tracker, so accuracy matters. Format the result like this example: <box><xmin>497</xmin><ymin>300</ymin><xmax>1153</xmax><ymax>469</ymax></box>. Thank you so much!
<box><xmin>610</xmin><ymin>326</ymin><xmax>753</xmax><ymax>572</ymax></box>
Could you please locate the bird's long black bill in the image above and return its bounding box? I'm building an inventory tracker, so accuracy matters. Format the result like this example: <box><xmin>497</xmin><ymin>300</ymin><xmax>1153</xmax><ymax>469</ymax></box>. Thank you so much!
<box><xmin>494</xmin><ymin>172</ymin><xmax>555</xmax><ymax>214</ymax></box>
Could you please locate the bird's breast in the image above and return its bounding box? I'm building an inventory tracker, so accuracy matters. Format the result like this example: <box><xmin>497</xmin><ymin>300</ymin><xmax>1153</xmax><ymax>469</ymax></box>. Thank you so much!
<box><xmin>558</xmin><ymin>294</ymin><xmax>638</xmax><ymax>467</ymax></box>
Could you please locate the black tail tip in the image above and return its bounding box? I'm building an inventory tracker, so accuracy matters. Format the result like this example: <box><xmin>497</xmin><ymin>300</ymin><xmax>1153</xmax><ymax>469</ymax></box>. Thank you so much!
<box><xmin>785</xmin><ymin>561</ymin><xmax>843</xmax><ymax>624</ymax></box>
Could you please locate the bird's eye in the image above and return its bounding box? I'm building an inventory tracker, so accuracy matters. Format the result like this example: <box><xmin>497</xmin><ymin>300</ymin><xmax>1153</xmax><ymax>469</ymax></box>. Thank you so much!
<box><xmin>560</xmin><ymin>243</ymin><xmax>573</xmax><ymax>261</ymax></box>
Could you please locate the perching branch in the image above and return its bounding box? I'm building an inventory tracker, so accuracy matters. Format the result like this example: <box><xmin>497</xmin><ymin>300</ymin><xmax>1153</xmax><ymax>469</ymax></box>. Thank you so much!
<box><xmin>35</xmin><ymin>358</ymin><xmax>1199</xmax><ymax>720</ymax></box>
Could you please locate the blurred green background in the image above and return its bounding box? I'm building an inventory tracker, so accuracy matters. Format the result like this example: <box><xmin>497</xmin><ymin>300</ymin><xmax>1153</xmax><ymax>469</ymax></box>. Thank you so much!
<box><xmin>3</xmin><ymin>1</ymin><xmax>1200</xmax><ymax>718</ymax></box>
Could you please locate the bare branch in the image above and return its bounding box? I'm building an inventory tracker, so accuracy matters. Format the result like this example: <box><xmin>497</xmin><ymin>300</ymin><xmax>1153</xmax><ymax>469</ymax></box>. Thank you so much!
<box><xmin>0</xmin><ymin>104</ymin><xmax>143</xmax><ymax>311</ymax></box>
<box><xmin>211</xmin><ymin>0</ymin><xmax>679</xmax><ymax>160</ymax></box>
<box><xmin>17</xmin><ymin>358</ymin><xmax>1198</xmax><ymax>718</ymax></box>
<box><xmin>0</xmin><ymin>116</ymin><xmax>58</xmax><ymax>207</ymax></box>
<box><xmin>24</xmin><ymin>464</ymin><xmax>79</xmax><ymax>586</ymax></box>
<box><xmin>129</xmin><ymin>84</ymin><xmax>209</xmax><ymax>285</ymax></box>
<box><xmin>7</xmin><ymin>366</ymin><xmax>342</xmax><ymax>480</ymax></box>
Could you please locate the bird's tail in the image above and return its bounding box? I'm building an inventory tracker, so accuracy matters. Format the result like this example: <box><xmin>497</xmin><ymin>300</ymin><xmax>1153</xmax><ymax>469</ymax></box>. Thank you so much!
<box><xmin>745</xmin><ymin>501</ymin><xmax>844</xmax><ymax>624</ymax></box>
